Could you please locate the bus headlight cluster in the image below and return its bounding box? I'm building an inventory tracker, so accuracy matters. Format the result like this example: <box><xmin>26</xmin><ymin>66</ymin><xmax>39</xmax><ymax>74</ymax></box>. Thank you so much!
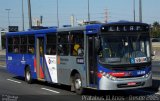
<box><xmin>106</xmin><ymin>74</ymin><xmax>117</xmax><ymax>80</ymax></box>
<box><xmin>100</xmin><ymin>71</ymin><xmax>117</xmax><ymax>81</ymax></box>
<box><xmin>142</xmin><ymin>71</ymin><xmax>151</xmax><ymax>78</ymax></box>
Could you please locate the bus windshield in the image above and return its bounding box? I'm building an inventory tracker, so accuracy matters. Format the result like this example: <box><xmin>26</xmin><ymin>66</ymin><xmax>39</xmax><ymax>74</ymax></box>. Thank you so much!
<box><xmin>99</xmin><ymin>32</ymin><xmax>151</xmax><ymax>65</ymax></box>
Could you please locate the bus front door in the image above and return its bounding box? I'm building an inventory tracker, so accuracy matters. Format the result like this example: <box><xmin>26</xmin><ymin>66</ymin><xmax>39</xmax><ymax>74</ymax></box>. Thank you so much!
<box><xmin>87</xmin><ymin>35</ymin><xmax>97</xmax><ymax>87</ymax></box>
<box><xmin>36</xmin><ymin>37</ymin><xmax>45</xmax><ymax>80</ymax></box>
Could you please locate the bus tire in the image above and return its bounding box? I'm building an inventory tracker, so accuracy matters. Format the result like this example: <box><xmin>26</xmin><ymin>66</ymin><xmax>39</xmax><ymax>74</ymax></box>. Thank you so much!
<box><xmin>25</xmin><ymin>67</ymin><xmax>32</xmax><ymax>84</ymax></box>
<box><xmin>73</xmin><ymin>73</ymin><xmax>84</xmax><ymax>95</ymax></box>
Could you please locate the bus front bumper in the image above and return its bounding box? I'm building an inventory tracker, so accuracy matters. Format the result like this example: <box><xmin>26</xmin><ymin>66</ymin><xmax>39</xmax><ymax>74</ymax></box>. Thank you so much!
<box><xmin>99</xmin><ymin>72</ymin><xmax>152</xmax><ymax>90</ymax></box>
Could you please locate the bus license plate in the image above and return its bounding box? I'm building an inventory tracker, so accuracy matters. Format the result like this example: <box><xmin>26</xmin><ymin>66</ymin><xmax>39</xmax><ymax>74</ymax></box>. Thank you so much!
<box><xmin>127</xmin><ymin>82</ymin><xmax>136</xmax><ymax>86</ymax></box>
<box><xmin>135</xmin><ymin>57</ymin><xmax>147</xmax><ymax>63</ymax></box>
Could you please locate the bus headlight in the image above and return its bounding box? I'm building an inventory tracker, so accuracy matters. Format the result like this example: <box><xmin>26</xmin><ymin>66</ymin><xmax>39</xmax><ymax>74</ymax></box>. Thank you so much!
<box><xmin>107</xmin><ymin>74</ymin><xmax>117</xmax><ymax>80</ymax></box>
<box><xmin>110</xmin><ymin>76</ymin><xmax>117</xmax><ymax>80</ymax></box>
<box><xmin>98</xmin><ymin>71</ymin><xmax>118</xmax><ymax>81</ymax></box>
<box><xmin>104</xmin><ymin>72</ymin><xmax>117</xmax><ymax>80</ymax></box>
<box><xmin>142</xmin><ymin>71</ymin><xmax>151</xmax><ymax>78</ymax></box>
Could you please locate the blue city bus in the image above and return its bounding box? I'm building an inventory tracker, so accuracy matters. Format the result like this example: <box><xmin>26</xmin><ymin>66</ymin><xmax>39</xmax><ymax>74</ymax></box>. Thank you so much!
<box><xmin>6</xmin><ymin>21</ymin><xmax>152</xmax><ymax>94</ymax></box>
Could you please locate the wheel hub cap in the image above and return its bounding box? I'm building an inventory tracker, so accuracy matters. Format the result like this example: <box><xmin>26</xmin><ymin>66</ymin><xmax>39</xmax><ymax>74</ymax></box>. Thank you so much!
<box><xmin>75</xmin><ymin>79</ymin><xmax>81</xmax><ymax>89</ymax></box>
<box><xmin>26</xmin><ymin>72</ymin><xmax>30</xmax><ymax>81</ymax></box>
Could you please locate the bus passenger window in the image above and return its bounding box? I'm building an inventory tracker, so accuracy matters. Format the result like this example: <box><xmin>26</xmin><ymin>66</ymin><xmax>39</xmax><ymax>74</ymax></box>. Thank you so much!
<box><xmin>28</xmin><ymin>45</ymin><xmax>34</xmax><ymax>54</ymax></box>
<box><xmin>28</xmin><ymin>35</ymin><xmax>35</xmax><ymax>54</ymax></box>
<box><xmin>8</xmin><ymin>37</ymin><xmax>13</xmax><ymax>44</ymax></box>
<box><xmin>46</xmin><ymin>45</ymin><xmax>56</xmax><ymax>55</ymax></box>
<box><xmin>8</xmin><ymin>45</ymin><xmax>13</xmax><ymax>53</ymax></box>
<box><xmin>7</xmin><ymin>37</ymin><xmax>13</xmax><ymax>53</ymax></box>
<box><xmin>19</xmin><ymin>36</ymin><xmax>28</xmax><ymax>54</ymax></box>
<box><xmin>28</xmin><ymin>36</ymin><xmax>35</xmax><ymax>44</ymax></box>
<box><xmin>12</xmin><ymin>36</ymin><xmax>20</xmax><ymax>53</ymax></box>
<box><xmin>13</xmin><ymin>36</ymin><xmax>20</xmax><ymax>44</ymax></box>
<box><xmin>72</xmin><ymin>43</ymin><xmax>84</xmax><ymax>56</ymax></box>
<box><xmin>13</xmin><ymin>46</ymin><xmax>19</xmax><ymax>53</ymax></box>
<box><xmin>70</xmin><ymin>31</ymin><xmax>84</xmax><ymax>56</ymax></box>
<box><xmin>46</xmin><ymin>34</ymin><xmax>57</xmax><ymax>55</ymax></box>
<box><xmin>20</xmin><ymin>45</ymin><xmax>27</xmax><ymax>53</ymax></box>
<box><xmin>57</xmin><ymin>32</ymin><xmax>69</xmax><ymax>56</ymax></box>
<box><xmin>20</xmin><ymin>36</ymin><xmax>27</xmax><ymax>44</ymax></box>
<box><xmin>58</xmin><ymin>44</ymin><xmax>69</xmax><ymax>56</ymax></box>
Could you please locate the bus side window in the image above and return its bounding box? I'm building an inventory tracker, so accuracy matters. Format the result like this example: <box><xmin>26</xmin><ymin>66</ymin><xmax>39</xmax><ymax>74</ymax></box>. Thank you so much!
<box><xmin>28</xmin><ymin>45</ymin><xmax>34</xmax><ymax>54</ymax></box>
<box><xmin>28</xmin><ymin>35</ymin><xmax>35</xmax><ymax>54</ymax></box>
<box><xmin>7</xmin><ymin>37</ymin><xmax>13</xmax><ymax>53</ymax></box>
<box><xmin>57</xmin><ymin>32</ymin><xmax>69</xmax><ymax>56</ymax></box>
<box><xmin>13</xmin><ymin>36</ymin><xmax>20</xmax><ymax>53</ymax></box>
<box><xmin>70</xmin><ymin>31</ymin><xmax>84</xmax><ymax>56</ymax></box>
<box><xmin>13</xmin><ymin>45</ymin><xmax>19</xmax><ymax>53</ymax></box>
<box><xmin>47</xmin><ymin>46</ymin><xmax>56</xmax><ymax>55</ymax></box>
<box><xmin>13</xmin><ymin>36</ymin><xmax>20</xmax><ymax>45</ymax></box>
<box><xmin>46</xmin><ymin>33</ymin><xmax>57</xmax><ymax>55</ymax></box>
<box><xmin>58</xmin><ymin>44</ymin><xmax>69</xmax><ymax>56</ymax></box>
<box><xmin>20</xmin><ymin>36</ymin><xmax>27</xmax><ymax>54</ymax></box>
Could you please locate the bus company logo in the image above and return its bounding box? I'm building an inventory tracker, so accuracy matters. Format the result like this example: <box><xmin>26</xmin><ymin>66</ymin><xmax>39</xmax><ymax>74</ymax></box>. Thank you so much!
<box><xmin>52</xmin><ymin>67</ymin><xmax>55</xmax><ymax>70</ymax></box>
<box><xmin>48</xmin><ymin>59</ymin><xmax>55</xmax><ymax>64</ymax></box>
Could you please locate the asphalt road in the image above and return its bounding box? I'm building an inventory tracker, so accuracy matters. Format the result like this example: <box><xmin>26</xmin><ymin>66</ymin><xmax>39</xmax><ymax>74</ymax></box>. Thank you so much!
<box><xmin>0</xmin><ymin>56</ymin><xmax>160</xmax><ymax>101</ymax></box>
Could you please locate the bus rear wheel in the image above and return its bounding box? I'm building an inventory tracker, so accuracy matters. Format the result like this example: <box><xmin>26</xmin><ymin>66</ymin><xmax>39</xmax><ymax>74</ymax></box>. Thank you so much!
<box><xmin>73</xmin><ymin>73</ymin><xmax>84</xmax><ymax>95</ymax></box>
<box><xmin>25</xmin><ymin>67</ymin><xmax>32</xmax><ymax>84</ymax></box>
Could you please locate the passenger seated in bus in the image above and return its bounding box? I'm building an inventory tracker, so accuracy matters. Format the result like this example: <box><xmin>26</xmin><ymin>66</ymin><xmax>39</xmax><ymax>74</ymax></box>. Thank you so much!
<box><xmin>58</xmin><ymin>44</ymin><xmax>65</xmax><ymax>55</ymax></box>
<box><xmin>28</xmin><ymin>46</ymin><xmax>34</xmax><ymax>53</ymax></box>
<box><xmin>40</xmin><ymin>46</ymin><xmax>43</xmax><ymax>55</ymax></box>
<box><xmin>14</xmin><ymin>47</ymin><xmax>19</xmax><ymax>53</ymax></box>
<box><xmin>73</xmin><ymin>43</ymin><xmax>83</xmax><ymax>56</ymax></box>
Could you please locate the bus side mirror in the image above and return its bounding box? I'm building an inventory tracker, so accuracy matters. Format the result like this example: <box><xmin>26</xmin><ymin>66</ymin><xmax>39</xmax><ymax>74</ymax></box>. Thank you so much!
<box><xmin>95</xmin><ymin>37</ymin><xmax>100</xmax><ymax>51</ymax></box>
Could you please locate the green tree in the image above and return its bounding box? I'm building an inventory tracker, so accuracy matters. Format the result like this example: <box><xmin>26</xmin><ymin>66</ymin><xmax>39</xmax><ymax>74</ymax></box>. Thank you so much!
<box><xmin>151</xmin><ymin>21</ymin><xmax>160</xmax><ymax>38</ymax></box>
<box><xmin>153</xmin><ymin>21</ymin><xmax>160</xmax><ymax>27</ymax></box>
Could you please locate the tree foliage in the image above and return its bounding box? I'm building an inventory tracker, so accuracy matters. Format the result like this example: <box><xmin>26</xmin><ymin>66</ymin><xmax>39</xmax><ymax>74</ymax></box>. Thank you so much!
<box><xmin>151</xmin><ymin>21</ymin><xmax>160</xmax><ymax>38</ymax></box>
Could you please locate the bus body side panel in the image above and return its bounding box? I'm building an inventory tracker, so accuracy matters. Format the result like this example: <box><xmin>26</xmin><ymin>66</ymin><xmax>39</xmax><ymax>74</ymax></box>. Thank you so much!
<box><xmin>43</xmin><ymin>55</ymin><xmax>56</xmax><ymax>83</ymax></box>
<box><xmin>6</xmin><ymin>54</ymin><xmax>24</xmax><ymax>76</ymax></box>
<box><xmin>6</xmin><ymin>54</ymin><xmax>37</xmax><ymax>79</ymax></box>
<box><xmin>56</xmin><ymin>56</ymin><xmax>86</xmax><ymax>86</ymax></box>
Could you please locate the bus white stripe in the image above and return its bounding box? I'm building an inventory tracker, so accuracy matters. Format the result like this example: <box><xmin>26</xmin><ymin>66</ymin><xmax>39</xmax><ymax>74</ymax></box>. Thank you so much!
<box><xmin>7</xmin><ymin>79</ymin><xmax>21</xmax><ymax>84</ymax></box>
<box><xmin>41</xmin><ymin>88</ymin><xmax>60</xmax><ymax>94</ymax></box>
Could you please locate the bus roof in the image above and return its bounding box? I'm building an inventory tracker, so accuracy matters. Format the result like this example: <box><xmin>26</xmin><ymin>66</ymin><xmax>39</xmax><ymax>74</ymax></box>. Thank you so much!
<box><xmin>6</xmin><ymin>24</ymin><xmax>101</xmax><ymax>36</ymax></box>
<box><xmin>6</xmin><ymin>21</ymin><xmax>149</xmax><ymax>36</ymax></box>
<box><xmin>6</xmin><ymin>28</ymin><xmax>57</xmax><ymax>36</ymax></box>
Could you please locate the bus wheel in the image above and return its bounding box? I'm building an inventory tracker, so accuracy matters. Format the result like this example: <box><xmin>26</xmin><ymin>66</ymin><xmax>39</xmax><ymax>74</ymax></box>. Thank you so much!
<box><xmin>25</xmin><ymin>67</ymin><xmax>32</xmax><ymax>84</ymax></box>
<box><xmin>73</xmin><ymin>73</ymin><xmax>84</xmax><ymax>95</ymax></box>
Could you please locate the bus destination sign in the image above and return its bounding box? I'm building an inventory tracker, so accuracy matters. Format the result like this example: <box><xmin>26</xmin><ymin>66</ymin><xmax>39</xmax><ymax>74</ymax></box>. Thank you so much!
<box><xmin>101</xmin><ymin>25</ymin><xmax>149</xmax><ymax>32</ymax></box>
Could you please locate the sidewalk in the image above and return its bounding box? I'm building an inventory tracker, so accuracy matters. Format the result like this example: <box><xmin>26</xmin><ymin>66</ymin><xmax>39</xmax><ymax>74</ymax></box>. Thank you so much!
<box><xmin>0</xmin><ymin>49</ymin><xmax>6</xmax><ymax>66</ymax></box>
<box><xmin>152</xmin><ymin>42</ymin><xmax>160</xmax><ymax>61</ymax></box>
<box><xmin>0</xmin><ymin>49</ymin><xmax>6</xmax><ymax>56</ymax></box>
